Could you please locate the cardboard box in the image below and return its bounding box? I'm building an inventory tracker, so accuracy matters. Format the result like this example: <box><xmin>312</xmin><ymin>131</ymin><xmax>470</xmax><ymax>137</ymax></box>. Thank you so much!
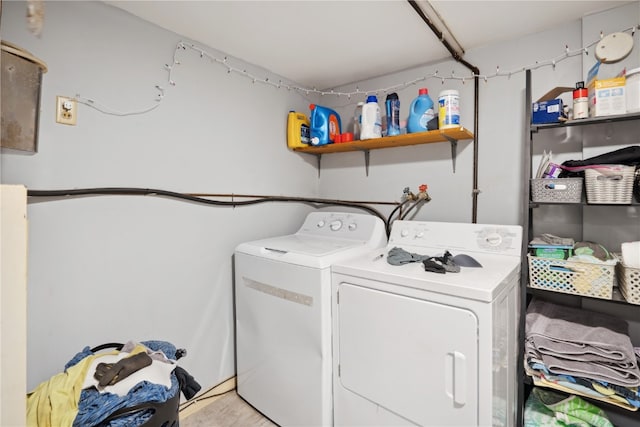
<box><xmin>587</xmin><ymin>62</ymin><xmax>626</xmax><ymax>117</ymax></box>
<box><xmin>532</xmin><ymin>99</ymin><xmax>564</xmax><ymax>124</ymax></box>
<box><xmin>531</xmin><ymin>87</ymin><xmax>573</xmax><ymax>124</ymax></box>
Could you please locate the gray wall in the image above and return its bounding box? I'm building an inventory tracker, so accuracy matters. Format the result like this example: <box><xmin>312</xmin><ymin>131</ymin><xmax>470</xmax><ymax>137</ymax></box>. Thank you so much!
<box><xmin>2</xmin><ymin>0</ymin><xmax>639</xmax><ymax>404</ymax></box>
<box><xmin>2</xmin><ymin>0</ymin><xmax>320</xmax><ymax>391</ymax></box>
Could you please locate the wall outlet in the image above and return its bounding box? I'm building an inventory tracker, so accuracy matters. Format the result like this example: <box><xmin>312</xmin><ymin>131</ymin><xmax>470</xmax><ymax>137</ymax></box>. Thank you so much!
<box><xmin>56</xmin><ymin>96</ymin><xmax>77</xmax><ymax>125</ymax></box>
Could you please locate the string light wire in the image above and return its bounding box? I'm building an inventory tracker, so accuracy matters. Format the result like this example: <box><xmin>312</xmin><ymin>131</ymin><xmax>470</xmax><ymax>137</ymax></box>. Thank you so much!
<box><xmin>76</xmin><ymin>25</ymin><xmax>637</xmax><ymax>116</ymax></box>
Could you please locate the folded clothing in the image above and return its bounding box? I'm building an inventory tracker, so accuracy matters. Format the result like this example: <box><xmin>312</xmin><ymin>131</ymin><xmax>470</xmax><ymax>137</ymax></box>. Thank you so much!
<box><xmin>524</xmin><ymin>387</ymin><xmax>614</xmax><ymax>427</ymax></box>
<box><xmin>526</xmin><ymin>298</ymin><xmax>640</xmax><ymax>387</ymax></box>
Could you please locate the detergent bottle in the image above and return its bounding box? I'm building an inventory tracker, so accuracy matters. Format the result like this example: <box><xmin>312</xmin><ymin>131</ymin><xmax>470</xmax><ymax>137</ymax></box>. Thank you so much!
<box><xmin>287</xmin><ymin>111</ymin><xmax>311</xmax><ymax>149</ymax></box>
<box><xmin>360</xmin><ymin>95</ymin><xmax>382</xmax><ymax>140</ymax></box>
<box><xmin>407</xmin><ymin>88</ymin><xmax>435</xmax><ymax>133</ymax></box>
<box><xmin>309</xmin><ymin>104</ymin><xmax>341</xmax><ymax>146</ymax></box>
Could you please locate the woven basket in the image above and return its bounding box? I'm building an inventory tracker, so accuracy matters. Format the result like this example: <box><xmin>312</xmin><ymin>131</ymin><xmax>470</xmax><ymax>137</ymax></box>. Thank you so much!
<box><xmin>531</xmin><ymin>178</ymin><xmax>583</xmax><ymax>203</ymax></box>
<box><xmin>527</xmin><ymin>255</ymin><xmax>614</xmax><ymax>299</ymax></box>
<box><xmin>585</xmin><ymin>165</ymin><xmax>635</xmax><ymax>204</ymax></box>
<box><xmin>616</xmin><ymin>262</ymin><xmax>640</xmax><ymax>305</ymax></box>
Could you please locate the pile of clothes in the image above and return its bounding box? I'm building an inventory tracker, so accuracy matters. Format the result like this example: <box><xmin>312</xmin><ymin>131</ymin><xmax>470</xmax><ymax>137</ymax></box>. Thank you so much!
<box><xmin>27</xmin><ymin>340</ymin><xmax>201</xmax><ymax>427</ymax></box>
<box><xmin>525</xmin><ymin>299</ymin><xmax>640</xmax><ymax>411</ymax></box>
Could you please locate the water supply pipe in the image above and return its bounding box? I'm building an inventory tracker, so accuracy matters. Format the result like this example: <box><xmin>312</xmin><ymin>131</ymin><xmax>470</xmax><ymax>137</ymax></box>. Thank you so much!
<box><xmin>407</xmin><ymin>0</ymin><xmax>480</xmax><ymax>223</ymax></box>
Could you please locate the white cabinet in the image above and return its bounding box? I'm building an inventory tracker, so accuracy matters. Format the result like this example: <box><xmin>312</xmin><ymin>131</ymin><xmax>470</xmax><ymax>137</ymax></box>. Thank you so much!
<box><xmin>0</xmin><ymin>185</ymin><xmax>28</xmax><ymax>427</ymax></box>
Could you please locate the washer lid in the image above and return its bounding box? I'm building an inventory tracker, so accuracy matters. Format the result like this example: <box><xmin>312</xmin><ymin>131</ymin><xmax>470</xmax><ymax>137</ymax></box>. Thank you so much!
<box><xmin>236</xmin><ymin>234</ymin><xmax>371</xmax><ymax>268</ymax></box>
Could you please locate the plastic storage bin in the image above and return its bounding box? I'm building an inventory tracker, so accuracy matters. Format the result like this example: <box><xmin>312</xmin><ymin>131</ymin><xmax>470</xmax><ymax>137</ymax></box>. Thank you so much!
<box><xmin>616</xmin><ymin>262</ymin><xmax>640</xmax><ymax>305</ymax></box>
<box><xmin>585</xmin><ymin>165</ymin><xmax>635</xmax><ymax>204</ymax></box>
<box><xmin>530</xmin><ymin>178</ymin><xmax>583</xmax><ymax>203</ymax></box>
<box><xmin>627</xmin><ymin>67</ymin><xmax>640</xmax><ymax>113</ymax></box>
<box><xmin>527</xmin><ymin>255</ymin><xmax>614</xmax><ymax>299</ymax></box>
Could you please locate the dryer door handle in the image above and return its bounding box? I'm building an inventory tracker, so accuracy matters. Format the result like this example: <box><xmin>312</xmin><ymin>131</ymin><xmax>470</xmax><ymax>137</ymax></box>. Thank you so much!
<box><xmin>445</xmin><ymin>351</ymin><xmax>467</xmax><ymax>406</ymax></box>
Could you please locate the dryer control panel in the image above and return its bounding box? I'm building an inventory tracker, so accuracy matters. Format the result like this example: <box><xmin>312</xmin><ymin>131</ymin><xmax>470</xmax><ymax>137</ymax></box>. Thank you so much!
<box><xmin>389</xmin><ymin>220</ymin><xmax>522</xmax><ymax>256</ymax></box>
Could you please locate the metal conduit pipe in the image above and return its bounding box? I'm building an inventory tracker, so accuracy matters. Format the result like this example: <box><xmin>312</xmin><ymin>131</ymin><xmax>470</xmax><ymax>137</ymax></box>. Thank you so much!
<box><xmin>407</xmin><ymin>0</ymin><xmax>480</xmax><ymax>223</ymax></box>
<box><xmin>27</xmin><ymin>187</ymin><xmax>398</xmax><ymax>234</ymax></box>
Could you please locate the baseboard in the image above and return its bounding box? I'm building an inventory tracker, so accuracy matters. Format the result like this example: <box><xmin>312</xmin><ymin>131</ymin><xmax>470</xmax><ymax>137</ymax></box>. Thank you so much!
<box><xmin>179</xmin><ymin>376</ymin><xmax>236</xmax><ymax>419</ymax></box>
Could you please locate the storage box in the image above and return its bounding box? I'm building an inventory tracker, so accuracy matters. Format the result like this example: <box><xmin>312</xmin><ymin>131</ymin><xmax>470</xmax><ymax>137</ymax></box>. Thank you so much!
<box><xmin>616</xmin><ymin>262</ymin><xmax>640</xmax><ymax>305</ymax></box>
<box><xmin>1</xmin><ymin>41</ymin><xmax>47</xmax><ymax>153</ymax></box>
<box><xmin>528</xmin><ymin>255</ymin><xmax>614</xmax><ymax>299</ymax></box>
<box><xmin>531</xmin><ymin>178</ymin><xmax>583</xmax><ymax>203</ymax></box>
<box><xmin>530</xmin><ymin>247</ymin><xmax>573</xmax><ymax>260</ymax></box>
<box><xmin>532</xmin><ymin>99</ymin><xmax>564</xmax><ymax>124</ymax></box>
<box><xmin>587</xmin><ymin>62</ymin><xmax>626</xmax><ymax>117</ymax></box>
<box><xmin>584</xmin><ymin>165</ymin><xmax>635</xmax><ymax>204</ymax></box>
<box><xmin>531</xmin><ymin>86</ymin><xmax>573</xmax><ymax>124</ymax></box>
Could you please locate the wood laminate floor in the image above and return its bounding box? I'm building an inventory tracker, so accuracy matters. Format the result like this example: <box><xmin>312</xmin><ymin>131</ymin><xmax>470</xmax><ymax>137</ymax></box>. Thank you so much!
<box><xmin>181</xmin><ymin>391</ymin><xmax>277</xmax><ymax>427</ymax></box>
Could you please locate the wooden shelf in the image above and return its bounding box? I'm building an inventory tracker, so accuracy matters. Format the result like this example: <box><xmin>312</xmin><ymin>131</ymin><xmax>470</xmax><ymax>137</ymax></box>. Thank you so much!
<box><xmin>292</xmin><ymin>127</ymin><xmax>474</xmax><ymax>154</ymax></box>
<box><xmin>292</xmin><ymin>127</ymin><xmax>474</xmax><ymax>176</ymax></box>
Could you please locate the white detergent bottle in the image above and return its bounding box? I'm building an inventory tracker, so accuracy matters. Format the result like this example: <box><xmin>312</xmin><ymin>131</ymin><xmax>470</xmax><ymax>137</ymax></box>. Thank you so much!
<box><xmin>360</xmin><ymin>95</ymin><xmax>382</xmax><ymax>139</ymax></box>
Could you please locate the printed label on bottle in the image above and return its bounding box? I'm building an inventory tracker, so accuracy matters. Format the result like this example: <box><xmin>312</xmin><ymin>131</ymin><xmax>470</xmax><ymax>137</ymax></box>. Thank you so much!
<box><xmin>419</xmin><ymin>108</ymin><xmax>435</xmax><ymax>128</ymax></box>
<box><xmin>301</xmin><ymin>124</ymin><xmax>310</xmax><ymax>144</ymax></box>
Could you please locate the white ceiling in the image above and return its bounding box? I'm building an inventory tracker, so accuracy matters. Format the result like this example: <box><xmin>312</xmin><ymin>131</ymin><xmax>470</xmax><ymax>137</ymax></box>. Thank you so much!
<box><xmin>104</xmin><ymin>0</ymin><xmax>631</xmax><ymax>89</ymax></box>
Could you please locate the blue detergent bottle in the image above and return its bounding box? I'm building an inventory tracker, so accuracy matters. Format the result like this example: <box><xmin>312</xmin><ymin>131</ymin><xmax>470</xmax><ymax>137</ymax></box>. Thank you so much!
<box><xmin>407</xmin><ymin>88</ymin><xmax>435</xmax><ymax>133</ymax></box>
<box><xmin>309</xmin><ymin>104</ymin><xmax>341</xmax><ymax>146</ymax></box>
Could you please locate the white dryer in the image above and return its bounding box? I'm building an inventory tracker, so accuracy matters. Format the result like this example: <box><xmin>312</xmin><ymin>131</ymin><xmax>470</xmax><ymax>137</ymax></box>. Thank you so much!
<box><xmin>234</xmin><ymin>211</ymin><xmax>387</xmax><ymax>427</ymax></box>
<box><xmin>331</xmin><ymin>220</ymin><xmax>522</xmax><ymax>427</ymax></box>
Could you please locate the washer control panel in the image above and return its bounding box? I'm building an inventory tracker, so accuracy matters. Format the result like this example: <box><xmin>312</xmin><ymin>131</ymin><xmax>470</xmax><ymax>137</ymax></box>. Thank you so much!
<box><xmin>299</xmin><ymin>212</ymin><xmax>385</xmax><ymax>244</ymax></box>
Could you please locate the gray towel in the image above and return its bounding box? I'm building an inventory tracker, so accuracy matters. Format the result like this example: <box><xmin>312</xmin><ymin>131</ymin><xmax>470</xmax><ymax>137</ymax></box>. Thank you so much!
<box><xmin>525</xmin><ymin>337</ymin><xmax>640</xmax><ymax>386</ymax></box>
<box><xmin>526</xmin><ymin>298</ymin><xmax>640</xmax><ymax>386</ymax></box>
<box><xmin>386</xmin><ymin>246</ymin><xmax>429</xmax><ymax>265</ymax></box>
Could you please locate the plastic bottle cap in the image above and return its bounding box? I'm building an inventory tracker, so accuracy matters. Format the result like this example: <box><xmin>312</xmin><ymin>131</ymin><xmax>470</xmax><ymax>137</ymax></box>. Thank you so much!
<box><xmin>418</xmin><ymin>88</ymin><xmax>428</xmax><ymax>95</ymax></box>
<box><xmin>573</xmin><ymin>88</ymin><xmax>588</xmax><ymax>98</ymax></box>
<box><xmin>309</xmin><ymin>104</ymin><xmax>316</xmax><ymax>110</ymax></box>
<box><xmin>366</xmin><ymin>95</ymin><xmax>378</xmax><ymax>103</ymax></box>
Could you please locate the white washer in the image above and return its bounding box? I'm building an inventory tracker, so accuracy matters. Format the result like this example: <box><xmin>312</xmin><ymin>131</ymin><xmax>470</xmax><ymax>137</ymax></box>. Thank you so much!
<box><xmin>234</xmin><ymin>211</ymin><xmax>387</xmax><ymax>426</ymax></box>
<box><xmin>331</xmin><ymin>220</ymin><xmax>522</xmax><ymax>427</ymax></box>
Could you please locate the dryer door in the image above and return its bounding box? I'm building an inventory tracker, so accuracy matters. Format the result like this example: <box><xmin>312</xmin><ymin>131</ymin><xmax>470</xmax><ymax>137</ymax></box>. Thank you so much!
<box><xmin>336</xmin><ymin>282</ymin><xmax>479</xmax><ymax>426</ymax></box>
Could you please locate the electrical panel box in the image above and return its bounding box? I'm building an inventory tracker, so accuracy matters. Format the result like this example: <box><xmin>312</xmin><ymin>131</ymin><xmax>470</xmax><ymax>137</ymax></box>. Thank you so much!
<box><xmin>1</xmin><ymin>41</ymin><xmax>47</xmax><ymax>153</ymax></box>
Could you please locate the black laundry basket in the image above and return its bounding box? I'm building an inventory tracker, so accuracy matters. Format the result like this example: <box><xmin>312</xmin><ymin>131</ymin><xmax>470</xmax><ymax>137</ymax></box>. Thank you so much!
<box><xmin>97</xmin><ymin>391</ymin><xmax>180</xmax><ymax>427</ymax></box>
<box><xmin>88</xmin><ymin>342</ymin><xmax>183</xmax><ymax>427</ymax></box>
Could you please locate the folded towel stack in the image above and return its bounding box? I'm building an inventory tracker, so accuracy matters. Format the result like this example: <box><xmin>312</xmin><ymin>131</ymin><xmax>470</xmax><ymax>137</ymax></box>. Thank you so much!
<box><xmin>525</xmin><ymin>298</ymin><xmax>640</xmax><ymax>410</ymax></box>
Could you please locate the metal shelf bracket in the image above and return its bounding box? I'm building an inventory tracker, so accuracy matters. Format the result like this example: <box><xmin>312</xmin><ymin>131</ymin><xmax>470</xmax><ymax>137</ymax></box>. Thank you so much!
<box><xmin>442</xmin><ymin>136</ymin><xmax>459</xmax><ymax>173</ymax></box>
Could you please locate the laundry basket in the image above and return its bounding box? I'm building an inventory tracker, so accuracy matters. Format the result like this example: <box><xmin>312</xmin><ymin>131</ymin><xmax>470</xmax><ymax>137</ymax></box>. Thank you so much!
<box><xmin>530</xmin><ymin>178</ymin><xmax>583</xmax><ymax>203</ymax></box>
<box><xmin>87</xmin><ymin>342</ymin><xmax>182</xmax><ymax>427</ymax></box>
<box><xmin>616</xmin><ymin>262</ymin><xmax>640</xmax><ymax>305</ymax></box>
<box><xmin>527</xmin><ymin>255</ymin><xmax>614</xmax><ymax>299</ymax></box>
<box><xmin>27</xmin><ymin>340</ymin><xmax>189</xmax><ymax>427</ymax></box>
<box><xmin>585</xmin><ymin>165</ymin><xmax>635</xmax><ymax>204</ymax></box>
